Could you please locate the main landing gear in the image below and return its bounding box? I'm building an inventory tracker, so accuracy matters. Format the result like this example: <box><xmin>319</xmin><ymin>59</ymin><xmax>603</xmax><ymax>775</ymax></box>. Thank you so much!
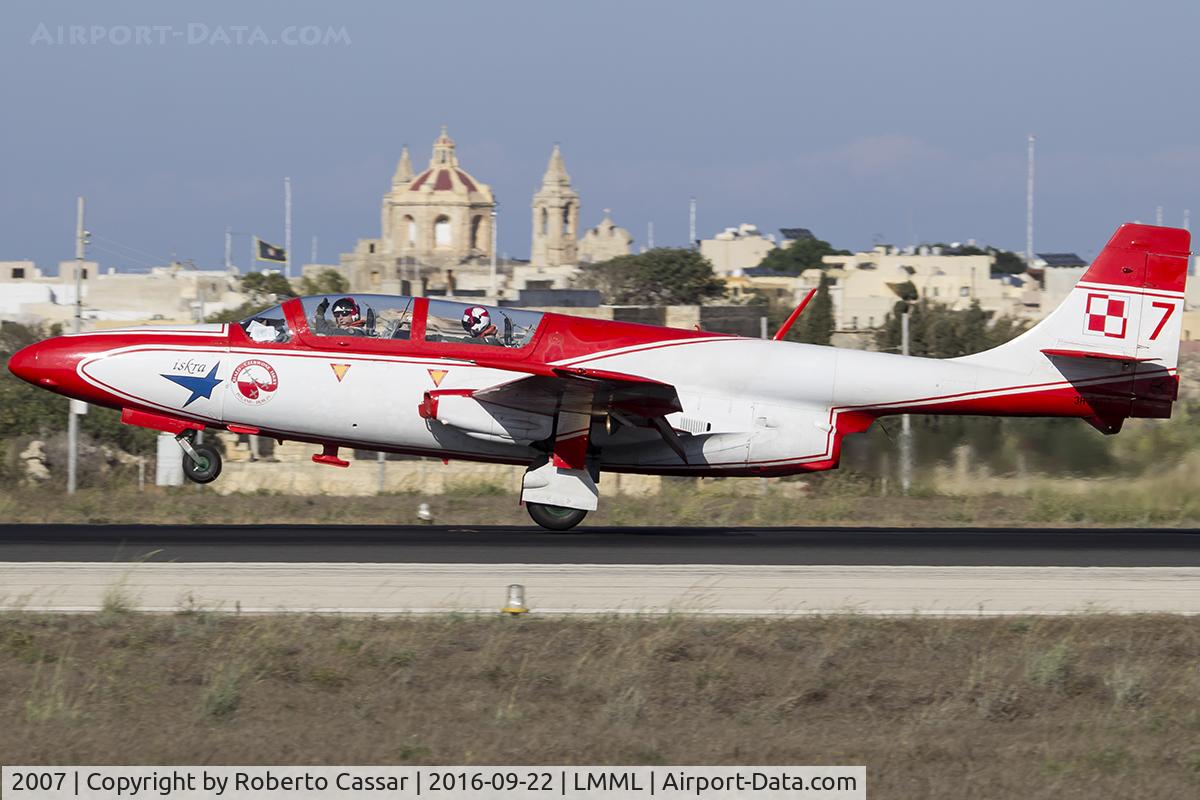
<box><xmin>526</xmin><ymin>502</ymin><xmax>588</xmax><ymax>531</ymax></box>
<box><xmin>176</xmin><ymin>430</ymin><xmax>222</xmax><ymax>484</ymax></box>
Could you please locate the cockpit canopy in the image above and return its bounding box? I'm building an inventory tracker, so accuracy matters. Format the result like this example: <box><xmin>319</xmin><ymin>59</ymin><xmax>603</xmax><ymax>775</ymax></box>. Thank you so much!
<box><xmin>302</xmin><ymin>294</ymin><xmax>417</xmax><ymax>339</ymax></box>
<box><xmin>237</xmin><ymin>294</ymin><xmax>544</xmax><ymax>349</ymax></box>
<box><xmin>424</xmin><ymin>298</ymin><xmax>542</xmax><ymax>348</ymax></box>
<box><xmin>239</xmin><ymin>304</ymin><xmax>292</xmax><ymax>343</ymax></box>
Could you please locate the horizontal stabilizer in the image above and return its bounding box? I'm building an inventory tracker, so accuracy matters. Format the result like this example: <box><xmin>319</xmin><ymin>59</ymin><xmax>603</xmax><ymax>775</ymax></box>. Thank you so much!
<box><xmin>1041</xmin><ymin>348</ymin><xmax>1160</xmax><ymax>364</ymax></box>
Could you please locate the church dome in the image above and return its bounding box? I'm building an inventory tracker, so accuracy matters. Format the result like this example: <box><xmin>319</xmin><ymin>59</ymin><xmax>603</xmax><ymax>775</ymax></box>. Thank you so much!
<box><xmin>406</xmin><ymin>126</ymin><xmax>491</xmax><ymax>200</ymax></box>
<box><xmin>379</xmin><ymin>127</ymin><xmax>496</xmax><ymax>268</ymax></box>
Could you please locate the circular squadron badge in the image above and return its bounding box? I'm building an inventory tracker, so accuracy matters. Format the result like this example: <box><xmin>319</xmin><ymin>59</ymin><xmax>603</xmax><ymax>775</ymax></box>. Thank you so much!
<box><xmin>230</xmin><ymin>359</ymin><xmax>279</xmax><ymax>406</ymax></box>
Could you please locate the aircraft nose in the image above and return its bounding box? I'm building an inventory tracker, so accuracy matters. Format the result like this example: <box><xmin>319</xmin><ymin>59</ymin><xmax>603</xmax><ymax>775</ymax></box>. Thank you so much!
<box><xmin>7</xmin><ymin>337</ymin><xmax>77</xmax><ymax>389</ymax></box>
<box><xmin>8</xmin><ymin>341</ymin><xmax>45</xmax><ymax>385</ymax></box>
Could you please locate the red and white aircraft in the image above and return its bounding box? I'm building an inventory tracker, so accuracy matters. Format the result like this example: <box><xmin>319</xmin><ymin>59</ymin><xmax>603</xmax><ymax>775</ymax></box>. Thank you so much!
<box><xmin>7</xmin><ymin>224</ymin><xmax>1189</xmax><ymax>529</ymax></box>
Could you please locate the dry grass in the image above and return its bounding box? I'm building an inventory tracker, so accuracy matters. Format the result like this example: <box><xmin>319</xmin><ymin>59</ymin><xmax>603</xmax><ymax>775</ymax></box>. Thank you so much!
<box><xmin>1</xmin><ymin>613</ymin><xmax>1199</xmax><ymax>798</ymax></box>
<box><xmin>2</xmin><ymin>479</ymin><xmax>1200</xmax><ymax>527</ymax></box>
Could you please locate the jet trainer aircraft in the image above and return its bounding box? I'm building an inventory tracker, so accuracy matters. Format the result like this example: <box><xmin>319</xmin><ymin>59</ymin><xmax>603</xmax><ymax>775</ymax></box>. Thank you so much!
<box><xmin>7</xmin><ymin>224</ymin><xmax>1190</xmax><ymax>529</ymax></box>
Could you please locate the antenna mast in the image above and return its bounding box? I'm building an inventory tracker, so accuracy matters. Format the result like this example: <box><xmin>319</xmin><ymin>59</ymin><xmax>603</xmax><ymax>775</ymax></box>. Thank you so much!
<box><xmin>688</xmin><ymin>197</ymin><xmax>696</xmax><ymax>249</ymax></box>
<box><xmin>1025</xmin><ymin>134</ymin><xmax>1035</xmax><ymax>263</ymax></box>
<box><xmin>284</xmin><ymin>176</ymin><xmax>292</xmax><ymax>278</ymax></box>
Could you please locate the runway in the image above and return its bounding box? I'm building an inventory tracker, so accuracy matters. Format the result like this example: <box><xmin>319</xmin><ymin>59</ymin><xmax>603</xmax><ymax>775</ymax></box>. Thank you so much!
<box><xmin>1</xmin><ymin>524</ymin><xmax>1199</xmax><ymax>566</ymax></box>
<box><xmin>2</xmin><ymin>525</ymin><xmax>1198</xmax><ymax>616</ymax></box>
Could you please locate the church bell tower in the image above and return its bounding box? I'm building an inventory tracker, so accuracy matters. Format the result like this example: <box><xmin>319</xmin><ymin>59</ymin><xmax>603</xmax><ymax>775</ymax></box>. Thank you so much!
<box><xmin>531</xmin><ymin>144</ymin><xmax>579</xmax><ymax>267</ymax></box>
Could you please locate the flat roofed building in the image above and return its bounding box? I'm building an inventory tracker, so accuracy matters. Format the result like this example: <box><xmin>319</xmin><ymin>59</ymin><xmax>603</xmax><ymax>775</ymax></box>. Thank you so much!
<box><xmin>818</xmin><ymin>246</ymin><xmax>1034</xmax><ymax>332</ymax></box>
<box><xmin>0</xmin><ymin>260</ymin><xmax>39</xmax><ymax>281</ymax></box>
<box><xmin>700</xmin><ymin>223</ymin><xmax>777</xmax><ymax>275</ymax></box>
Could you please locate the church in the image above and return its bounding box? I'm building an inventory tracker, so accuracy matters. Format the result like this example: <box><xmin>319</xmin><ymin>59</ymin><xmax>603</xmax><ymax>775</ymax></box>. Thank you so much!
<box><xmin>337</xmin><ymin>128</ymin><xmax>631</xmax><ymax>297</ymax></box>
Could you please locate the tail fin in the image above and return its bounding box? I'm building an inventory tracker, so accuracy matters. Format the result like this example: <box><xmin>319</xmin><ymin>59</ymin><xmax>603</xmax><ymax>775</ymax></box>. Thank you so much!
<box><xmin>962</xmin><ymin>223</ymin><xmax>1190</xmax><ymax>429</ymax></box>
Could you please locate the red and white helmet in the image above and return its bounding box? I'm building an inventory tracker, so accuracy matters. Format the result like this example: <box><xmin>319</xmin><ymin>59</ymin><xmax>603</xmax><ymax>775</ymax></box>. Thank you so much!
<box><xmin>462</xmin><ymin>306</ymin><xmax>491</xmax><ymax>337</ymax></box>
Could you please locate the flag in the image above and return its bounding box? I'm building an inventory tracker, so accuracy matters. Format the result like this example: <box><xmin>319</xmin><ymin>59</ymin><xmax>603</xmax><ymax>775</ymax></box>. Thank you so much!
<box><xmin>255</xmin><ymin>237</ymin><xmax>286</xmax><ymax>263</ymax></box>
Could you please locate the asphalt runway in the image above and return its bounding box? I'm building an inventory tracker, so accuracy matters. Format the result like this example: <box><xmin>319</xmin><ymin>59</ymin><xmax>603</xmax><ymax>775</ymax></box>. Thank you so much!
<box><xmin>1</xmin><ymin>524</ymin><xmax>1198</xmax><ymax>566</ymax></box>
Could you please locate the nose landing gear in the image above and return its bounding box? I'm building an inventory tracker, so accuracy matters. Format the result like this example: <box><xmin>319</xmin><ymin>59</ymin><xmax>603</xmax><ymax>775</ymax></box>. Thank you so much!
<box><xmin>176</xmin><ymin>431</ymin><xmax>222</xmax><ymax>484</ymax></box>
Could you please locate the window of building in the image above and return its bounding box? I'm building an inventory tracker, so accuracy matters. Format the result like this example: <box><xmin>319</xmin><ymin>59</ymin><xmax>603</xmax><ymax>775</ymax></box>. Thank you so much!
<box><xmin>368</xmin><ymin>243</ymin><xmax>375</xmax><ymax>254</ymax></box>
<box><xmin>425</xmin><ymin>299</ymin><xmax>543</xmax><ymax>348</ymax></box>
<box><xmin>851</xmin><ymin>316</ymin><xmax>858</xmax><ymax>329</ymax></box>
<box><xmin>12</xmin><ymin>267</ymin><xmax>25</xmax><ymax>279</ymax></box>
<box><xmin>405</xmin><ymin>216</ymin><xmax>416</xmax><ymax>246</ymax></box>
<box><xmin>302</xmin><ymin>294</ymin><xmax>415</xmax><ymax>340</ymax></box>
<box><xmin>960</xmin><ymin>286</ymin><xmax>970</xmax><ymax>297</ymax></box>
<box><xmin>434</xmin><ymin>215</ymin><xmax>452</xmax><ymax>247</ymax></box>
<box><xmin>470</xmin><ymin>215</ymin><xmax>483</xmax><ymax>250</ymax></box>
<box><xmin>81</xmin><ymin>268</ymin><xmax>88</xmax><ymax>280</ymax></box>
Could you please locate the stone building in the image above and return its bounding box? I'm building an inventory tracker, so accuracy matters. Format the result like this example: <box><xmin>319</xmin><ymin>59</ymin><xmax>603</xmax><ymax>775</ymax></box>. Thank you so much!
<box><xmin>0</xmin><ymin>260</ymin><xmax>243</xmax><ymax>325</ymax></box>
<box><xmin>530</xmin><ymin>145</ymin><xmax>580</xmax><ymax>267</ymax></box>
<box><xmin>578</xmin><ymin>210</ymin><xmax>633</xmax><ymax>264</ymax></box>
<box><xmin>337</xmin><ymin>131</ymin><xmax>638</xmax><ymax>296</ymax></box>
<box><xmin>341</xmin><ymin>127</ymin><xmax>495</xmax><ymax>293</ymax></box>
<box><xmin>815</xmin><ymin>246</ymin><xmax>1036</xmax><ymax>332</ymax></box>
<box><xmin>700</xmin><ymin>223</ymin><xmax>778</xmax><ymax>275</ymax></box>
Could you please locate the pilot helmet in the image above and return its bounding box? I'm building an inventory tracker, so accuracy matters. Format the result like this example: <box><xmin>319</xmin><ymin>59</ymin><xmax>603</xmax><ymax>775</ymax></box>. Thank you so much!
<box><xmin>331</xmin><ymin>297</ymin><xmax>361</xmax><ymax>326</ymax></box>
<box><xmin>462</xmin><ymin>306</ymin><xmax>491</xmax><ymax>337</ymax></box>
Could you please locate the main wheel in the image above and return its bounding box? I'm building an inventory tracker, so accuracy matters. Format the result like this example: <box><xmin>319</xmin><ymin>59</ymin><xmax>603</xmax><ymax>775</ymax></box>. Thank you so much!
<box><xmin>182</xmin><ymin>442</ymin><xmax>222</xmax><ymax>484</ymax></box>
<box><xmin>526</xmin><ymin>502</ymin><xmax>587</xmax><ymax>531</ymax></box>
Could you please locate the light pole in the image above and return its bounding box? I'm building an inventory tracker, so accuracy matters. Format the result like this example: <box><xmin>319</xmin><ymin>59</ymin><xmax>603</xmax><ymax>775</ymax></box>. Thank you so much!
<box><xmin>490</xmin><ymin>206</ymin><xmax>498</xmax><ymax>300</ymax></box>
<box><xmin>899</xmin><ymin>307</ymin><xmax>912</xmax><ymax>495</ymax></box>
<box><xmin>67</xmin><ymin>196</ymin><xmax>89</xmax><ymax>494</ymax></box>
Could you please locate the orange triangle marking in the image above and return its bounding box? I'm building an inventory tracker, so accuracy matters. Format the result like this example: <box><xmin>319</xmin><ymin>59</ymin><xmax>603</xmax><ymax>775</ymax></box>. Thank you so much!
<box><xmin>330</xmin><ymin>363</ymin><xmax>351</xmax><ymax>382</ymax></box>
<box><xmin>428</xmin><ymin>369</ymin><xmax>449</xmax><ymax>387</ymax></box>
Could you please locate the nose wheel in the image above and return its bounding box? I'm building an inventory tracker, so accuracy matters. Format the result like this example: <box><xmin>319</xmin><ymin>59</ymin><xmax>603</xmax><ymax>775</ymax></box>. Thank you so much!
<box><xmin>526</xmin><ymin>502</ymin><xmax>588</xmax><ymax>531</ymax></box>
<box><xmin>176</xmin><ymin>432</ymin><xmax>222</xmax><ymax>484</ymax></box>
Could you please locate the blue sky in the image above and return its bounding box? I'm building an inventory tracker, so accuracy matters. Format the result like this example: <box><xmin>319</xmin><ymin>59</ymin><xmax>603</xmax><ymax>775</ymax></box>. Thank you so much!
<box><xmin>3</xmin><ymin>0</ymin><xmax>1199</xmax><ymax>272</ymax></box>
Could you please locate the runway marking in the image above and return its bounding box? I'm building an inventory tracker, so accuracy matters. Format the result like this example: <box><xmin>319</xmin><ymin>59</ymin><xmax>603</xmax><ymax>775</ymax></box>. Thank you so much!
<box><xmin>2</xmin><ymin>563</ymin><xmax>1199</xmax><ymax>616</ymax></box>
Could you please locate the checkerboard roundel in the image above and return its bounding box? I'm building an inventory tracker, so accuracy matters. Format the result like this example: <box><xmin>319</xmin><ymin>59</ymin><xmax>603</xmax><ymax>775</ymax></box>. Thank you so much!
<box><xmin>1084</xmin><ymin>292</ymin><xmax>1129</xmax><ymax>339</ymax></box>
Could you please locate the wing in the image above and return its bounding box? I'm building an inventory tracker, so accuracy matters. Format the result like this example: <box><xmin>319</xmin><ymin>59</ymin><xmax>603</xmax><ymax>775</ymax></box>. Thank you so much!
<box><xmin>471</xmin><ymin>366</ymin><xmax>682</xmax><ymax>419</ymax></box>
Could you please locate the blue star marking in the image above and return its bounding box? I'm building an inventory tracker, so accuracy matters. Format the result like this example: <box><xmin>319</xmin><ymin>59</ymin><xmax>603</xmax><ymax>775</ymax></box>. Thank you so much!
<box><xmin>161</xmin><ymin>363</ymin><xmax>222</xmax><ymax>407</ymax></box>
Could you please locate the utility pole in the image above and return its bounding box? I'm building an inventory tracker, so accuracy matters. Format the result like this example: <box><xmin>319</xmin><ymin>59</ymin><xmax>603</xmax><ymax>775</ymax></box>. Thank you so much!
<box><xmin>311</xmin><ymin>235</ymin><xmax>318</xmax><ymax>264</ymax></box>
<box><xmin>648</xmin><ymin>221</ymin><xmax>654</xmax><ymax>250</ymax></box>
<box><xmin>899</xmin><ymin>308</ymin><xmax>912</xmax><ymax>495</ymax></box>
<box><xmin>1156</xmin><ymin>205</ymin><xmax>1164</xmax><ymax>226</ymax></box>
<box><xmin>490</xmin><ymin>207</ymin><xmax>498</xmax><ymax>300</ymax></box>
<box><xmin>688</xmin><ymin>196</ymin><xmax>697</xmax><ymax>250</ymax></box>
<box><xmin>224</xmin><ymin>226</ymin><xmax>232</xmax><ymax>271</ymax></box>
<box><xmin>1025</xmin><ymin>134</ymin><xmax>1035</xmax><ymax>264</ymax></box>
<box><xmin>284</xmin><ymin>177</ymin><xmax>292</xmax><ymax>279</ymax></box>
<box><xmin>67</xmin><ymin>196</ymin><xmax>87</xmax><ymax>495</ymax></box>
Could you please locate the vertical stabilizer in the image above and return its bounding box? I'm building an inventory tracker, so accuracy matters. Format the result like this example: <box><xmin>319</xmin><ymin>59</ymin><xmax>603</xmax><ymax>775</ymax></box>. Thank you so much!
<box><xmin>960</xmin><ymin>224</ymin><xmax>1190</xmax><ymax>430</ymax></box>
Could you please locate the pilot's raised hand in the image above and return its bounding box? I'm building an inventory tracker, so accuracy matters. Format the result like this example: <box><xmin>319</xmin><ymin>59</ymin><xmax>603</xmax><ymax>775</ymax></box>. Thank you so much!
<box><xmin>316</xmin><ymin>297</ymin><xmax>330</xmax><ymax>317</ymax></box>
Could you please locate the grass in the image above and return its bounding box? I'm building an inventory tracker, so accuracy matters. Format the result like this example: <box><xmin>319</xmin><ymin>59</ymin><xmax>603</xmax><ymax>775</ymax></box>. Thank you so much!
<box><xmin>1</xmin><ymin>612</ymin><xmax>1199</xmax><ymax>798</ymax></box>
<box><xmin>3</xmin><ymin>478</ymin><xmax>1200</xmax><ymax>527</ymax></box>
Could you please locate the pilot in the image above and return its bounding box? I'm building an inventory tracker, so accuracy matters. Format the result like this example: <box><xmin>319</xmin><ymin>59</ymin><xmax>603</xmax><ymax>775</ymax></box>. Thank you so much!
<box><xmin>332</xmin><ymin>297</ymin><xmax>366</xmax><ymax>330</ymax></box>
<box><xmin>462</xmin><ymin>306</ymin><xmax>501</xmax><ymax>344</ymax></box>
<box><xmin>315</xmin><ymin>296</ymin><xmax>374</xmax><ymax>336</ymax></box>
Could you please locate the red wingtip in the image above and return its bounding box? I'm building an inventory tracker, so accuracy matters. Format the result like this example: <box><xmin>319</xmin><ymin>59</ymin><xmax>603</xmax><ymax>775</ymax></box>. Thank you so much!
<box><xmin>1081</xmin><ymin>223</ymin><xmax>1190</xmax><ymax>293</ymax></box>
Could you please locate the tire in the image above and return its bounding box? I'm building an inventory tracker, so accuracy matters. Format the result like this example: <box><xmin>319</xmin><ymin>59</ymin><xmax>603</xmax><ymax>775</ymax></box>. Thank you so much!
<box><xmin>182</xmin><ymin>442</ymin><xmax>222</xmax><ymax>484</ymax></box>
<box><xmin>527</xmin><ymin>502</ymin><xmax>588</xmax><ymax>531</ymax></box>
